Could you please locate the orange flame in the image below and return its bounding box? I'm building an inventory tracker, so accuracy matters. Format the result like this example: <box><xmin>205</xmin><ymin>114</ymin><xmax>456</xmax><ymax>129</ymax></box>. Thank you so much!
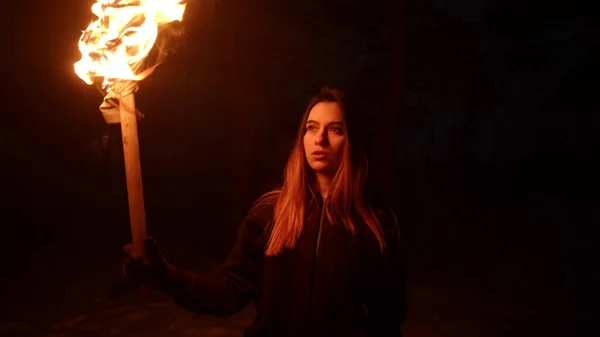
<box><xmin>74</xmin><ymin>0</ymin><xmax>187</xmax><ymax>90</ymax></box>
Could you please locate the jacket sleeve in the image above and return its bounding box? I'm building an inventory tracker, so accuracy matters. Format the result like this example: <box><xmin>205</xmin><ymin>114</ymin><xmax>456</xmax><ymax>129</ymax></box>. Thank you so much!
<box><xmin>163</xmin><ymin>203</ymin><xmax>268</xmax><ymax>317</ymax></box>
<box><xmin>367</xmin><ymin>207</ymin><xmax>408</xmax><ymax>336</ymax></box>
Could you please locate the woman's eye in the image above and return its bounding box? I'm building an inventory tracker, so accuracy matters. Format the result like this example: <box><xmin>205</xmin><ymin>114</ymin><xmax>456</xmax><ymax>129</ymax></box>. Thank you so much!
<box><xmin>307</xmin><ymin>125</ymin><xmax>316</xmax><ymax>131</ymax></box>
<box><xmin>330</xmin><ymin>127</ymin><xmax>343</xmax><ymax>133</ymax></box>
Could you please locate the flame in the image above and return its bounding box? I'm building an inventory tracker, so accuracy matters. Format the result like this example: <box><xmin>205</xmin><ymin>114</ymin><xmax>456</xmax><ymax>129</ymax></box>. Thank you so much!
<box><xmin>75</xmin><ymin>0</ymin><xmax>186</xmax><ymax>89</ymax></box>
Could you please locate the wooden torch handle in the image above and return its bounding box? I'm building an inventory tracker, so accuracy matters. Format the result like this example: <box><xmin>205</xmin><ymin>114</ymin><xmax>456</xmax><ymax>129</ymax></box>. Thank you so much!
<box><xmin>119</xmin><ymin>92</ymin><xmax>148</xmax><ymax>258</ymax></box>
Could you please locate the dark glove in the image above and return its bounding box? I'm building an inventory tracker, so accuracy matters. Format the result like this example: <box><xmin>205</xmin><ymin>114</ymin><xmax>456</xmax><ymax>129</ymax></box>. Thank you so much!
<box><xmin>122</xmin><ymin>236</ymin><xmax>175</xmax><ymax>290</ymax></box>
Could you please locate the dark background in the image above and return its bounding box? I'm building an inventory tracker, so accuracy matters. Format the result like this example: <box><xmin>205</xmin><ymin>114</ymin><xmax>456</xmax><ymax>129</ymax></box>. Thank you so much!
<box><xmin>0</xmin><ymin>0</ymin><xmax>596</xmax><ymax>336</ymax></box>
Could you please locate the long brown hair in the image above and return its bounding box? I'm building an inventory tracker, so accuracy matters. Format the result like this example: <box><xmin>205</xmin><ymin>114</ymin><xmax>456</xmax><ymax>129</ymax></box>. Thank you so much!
<box><xmin>263</xmin><ymin>88</ymin><xmax>388</xmax><ymax>256</ymax></box>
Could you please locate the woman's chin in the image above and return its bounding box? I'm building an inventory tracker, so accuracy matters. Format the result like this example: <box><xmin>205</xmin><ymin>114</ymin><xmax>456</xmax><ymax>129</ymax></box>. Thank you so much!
<box><xmin>309</xmin><ymin>161</ymin><xmax>328</xmax><ymax>172</ymax></box>
<box><xmin>310</xmin><ymin>164</ymin><xmax>338</xmax><ymax>177</ymax></box>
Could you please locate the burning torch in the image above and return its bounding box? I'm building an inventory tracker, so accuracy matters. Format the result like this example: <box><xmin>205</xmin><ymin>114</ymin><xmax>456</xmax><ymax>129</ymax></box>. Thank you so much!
<box><xmin>74</xmin><ymin>0</ymin><xmax>187</xmax><ymax>257</ymax></box>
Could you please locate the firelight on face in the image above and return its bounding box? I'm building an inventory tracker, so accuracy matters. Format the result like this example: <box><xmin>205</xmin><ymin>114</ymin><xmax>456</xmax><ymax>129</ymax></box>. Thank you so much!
<box><xmin>303</xmin><ymin>102</ymin><xmax>345</xmax><ymax>178</ymax></box>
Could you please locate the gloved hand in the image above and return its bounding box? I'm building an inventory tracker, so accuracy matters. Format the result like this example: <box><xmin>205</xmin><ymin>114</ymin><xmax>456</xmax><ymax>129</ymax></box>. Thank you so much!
<box><xmin>122</xmin><ymin>236</ymin><xmax>174</xmax><ymax>289</ymax></box>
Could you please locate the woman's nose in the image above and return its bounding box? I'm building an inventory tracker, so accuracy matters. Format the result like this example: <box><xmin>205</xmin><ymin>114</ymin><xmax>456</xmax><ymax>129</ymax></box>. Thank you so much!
<box><xmin>315</xmin><ymin>131</ymin><xmax>328</xmax><ymax>145</ymax></box>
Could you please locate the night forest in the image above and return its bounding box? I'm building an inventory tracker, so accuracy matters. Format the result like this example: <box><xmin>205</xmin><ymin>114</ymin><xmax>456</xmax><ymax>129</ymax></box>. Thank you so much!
<box><xmin>1</xmin><ymin>0</ymin><xmax>596</xmax><ymax>336</ymax></box>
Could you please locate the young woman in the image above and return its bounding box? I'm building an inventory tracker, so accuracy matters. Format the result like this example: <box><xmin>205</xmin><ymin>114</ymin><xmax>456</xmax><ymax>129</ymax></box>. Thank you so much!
<box><xmin>123</xmin><ymin>88</ymin><xmax>407</xmax><ymax>337</ymax></box>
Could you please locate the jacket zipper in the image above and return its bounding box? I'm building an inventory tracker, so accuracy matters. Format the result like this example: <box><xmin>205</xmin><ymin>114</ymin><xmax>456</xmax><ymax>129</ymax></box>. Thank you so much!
<box><xmin>315</xmin><ymin>198</ymin><xmax>325</xmax><ymax>258</ymax></box>
<box><xmin>308</xmin><ymin>197</ymin><xmax>326</xmax><ymax>320</ymax></box>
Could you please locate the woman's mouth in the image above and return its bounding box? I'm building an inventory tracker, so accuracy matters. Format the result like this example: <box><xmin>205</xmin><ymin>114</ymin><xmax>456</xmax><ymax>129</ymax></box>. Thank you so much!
<box><xmin>312</xmin><ymin>151</ymin><xmax>328</xmax><ymax>160</ymax></box>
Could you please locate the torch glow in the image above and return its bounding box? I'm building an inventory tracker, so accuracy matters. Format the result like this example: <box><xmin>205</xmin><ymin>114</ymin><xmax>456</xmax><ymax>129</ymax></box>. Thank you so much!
<box><xmin>74</xmin><ymin>0</ymin><xmax>187</xmax><ymax>89</ymax></box>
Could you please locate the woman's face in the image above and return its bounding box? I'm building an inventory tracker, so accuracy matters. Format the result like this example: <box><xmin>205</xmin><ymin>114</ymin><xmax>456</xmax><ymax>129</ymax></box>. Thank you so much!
<box><xmin>303</xmin><ymin>101</ymin><xmax>345</xmax><ymax>177</ymax></box>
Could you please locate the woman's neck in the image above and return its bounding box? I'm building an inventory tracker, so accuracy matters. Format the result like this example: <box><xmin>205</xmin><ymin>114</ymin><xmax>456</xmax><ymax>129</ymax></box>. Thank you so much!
<box><xmin>315</xmin><ymin>173</ymin><xmax>332</xmax><ymax>199</ymax></box>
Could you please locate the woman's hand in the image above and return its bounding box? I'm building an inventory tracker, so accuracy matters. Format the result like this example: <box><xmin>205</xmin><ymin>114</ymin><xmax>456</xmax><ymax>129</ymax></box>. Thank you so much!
<box><xmin>122</xmin><ymin>237</ymin><xmax>172</xmax><ymax>288</ymax></box>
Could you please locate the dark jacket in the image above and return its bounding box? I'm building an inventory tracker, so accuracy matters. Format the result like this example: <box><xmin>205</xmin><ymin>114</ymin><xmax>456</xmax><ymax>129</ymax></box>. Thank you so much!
<box><xmin>165</xmin><ymin>193</ymin><xmax>407</xmax><ymax>337</ymax></box>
